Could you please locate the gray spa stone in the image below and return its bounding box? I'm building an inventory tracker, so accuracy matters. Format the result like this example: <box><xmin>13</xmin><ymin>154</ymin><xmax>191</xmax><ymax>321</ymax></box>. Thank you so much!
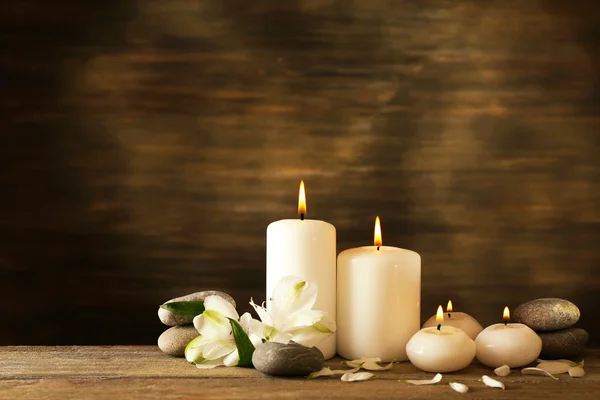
<box><xmin>158</xmin><ymin>291</ymin><xmax>236</xmax><ymax>326</ymax></box>
<box><xmin>538</xmin><ymin>328</ymin><xmax>589</xmax><ymax>359</ymax></box>
<box><xmin>513</xmin><ymin>298</ymin><xmax>580</xmax><ymax>332</ymax></box>
<box><xmin>158</xmin><ymin>325</ymin><xmax>199</xmax><ymax>357</ymax></box>
<box><xmin>252</xmin><ymin>342</ymin><xmax>324</xmax><ymax>377</ymax></box>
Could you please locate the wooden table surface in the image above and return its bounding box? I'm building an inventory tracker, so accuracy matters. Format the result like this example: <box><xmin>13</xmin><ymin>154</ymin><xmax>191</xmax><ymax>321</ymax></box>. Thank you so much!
<box><xmin>0</xmin><ymin>346</ymin><xmax>598</xmax><ymax>399</ymax></box>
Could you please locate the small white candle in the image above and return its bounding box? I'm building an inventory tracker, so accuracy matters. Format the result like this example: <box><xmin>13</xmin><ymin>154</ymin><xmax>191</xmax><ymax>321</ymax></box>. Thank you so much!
<box><xmin>406</xmin><ymin>306</ymin><xmax>476</xmax><ymax>373</ymax></box>
<box><xmin>475</xmin><ymin>306</ymin><xmax>542</xmax><ymax>368</ymax></box>
<box><xmin>266</xmin><ymin>181</ymin><xmax>337</xmax><ymax>359</ymax></box>
<box><xmin>422</xmin><ymin>300</ymin><xmax>483</xmax><ymax>340</ymax></box>
<box><xmin>337</xmin><ymin>217</ymin><xmax>421</xmax><ymax>362</ymax></box>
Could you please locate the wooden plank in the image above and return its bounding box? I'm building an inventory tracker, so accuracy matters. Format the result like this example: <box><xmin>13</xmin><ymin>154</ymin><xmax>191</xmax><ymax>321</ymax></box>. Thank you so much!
<box><xmin>0</xmin><ymin>346</ymin><xmax>598</xmax><ymax>399</ymax></box>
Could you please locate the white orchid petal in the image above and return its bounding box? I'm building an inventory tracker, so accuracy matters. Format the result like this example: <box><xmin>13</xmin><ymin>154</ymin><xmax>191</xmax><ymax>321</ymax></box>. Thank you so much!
<box><xmin>184</xmin><ymin>335</ymin><xmax>208</xmax><ymax>363</ymax></box>
<box><xmin>449</xmin><ymin>382</ymin><xmax>469</xmax><ymax>394</ymax></box>
<box><xmin>521</xmin><ymin>368</ymin><xmax>559</xmax><ymax>380</ymax></box>
<box><xmin>204</xmin><ymin>295</ymin><xmax>239</xmax><ymax>320</ymax></box>
<box><xmin>536</xmin><ymin>361</ymin><xmax>572</xmax><ymax>375</ymax></box>
<box><xmin>249</xmin><ymin>333</ymin><xmax>264</xmax><ymax>348</ymax></box>
<box><xmin>203</xmin><ymin>340</ymin><xmax>236</xmax><ymax>360</ymax></box>
<box><xmin>239</xmin><ymin>312</ymin><xmax>254</xmax><ymax>332</ymax></box>
<box><xmin>271</xmin><ymin>276</ymin><xmax>318</xmax><ymax>324</ymax></box>
<box><xmin>494</xmin><ymin>365</ymin><xmax>511</xmax><ymax>377</ymax></box>
<box><xmin>480</xmin><ymin>375</ymin><xmax>505</xmax><ymax>389</ymax></box>
<box><xmin>195</xmin><ymin>358</ymin><xmax>226</xmax><ymax>369</ymax></box>
<box><xmin>223</xmin><ymin>349</ymin><xmax>240</xmax><ymax>367</ymax></box>
<box><xmin>287</xmin><ymin>325</ymin><xmax>333</xmax><ymax>348</ymax></box>
<box><xmin>248</xmin><ymin>319</ymin><xmax>291</xmax><ymax>344</ymax></box>
<box><xmin>194</xmin><ymin>311</ymin><xmax>230</xmax><ymax>339</ymax></box>
<box><xmin>401</xmin><ymin>373</ymin><xmax>443</xmax><ymax>385</ymax></box>
<box><xmin>249</xmin><ymin>298</ymin><xmax>273</xmax><ymax>326</ymax></box>
<box><xmin>536</xmin><ymin>358</ymin><xmax>578</xmax><ymax>366</ymax></box>
<box><xmin>344</xmin><ymin>357</ymin><xmax>382</xmax><ymax>368</ymax></box>
<box><xmin>360</xmin><ymin>360</ymin><xmax>394</xmax><ymax>371</ymax></box>
<box><xmin>308</xmin><ymin>367</ymin><xmax>336</xmax><ymax>379</ymax></box>
<box><xmin>286</xmin><ymin>309</ymin><xmax>325</xmax><ymax>329</ymax></box>
<box><xmin>568</xmin><ymin>366</ymin><xmax>585</xmax><ymax>378</ymax></box>
<box><xmin>341</xmin><ymin>371</ymin><xmax>375</xmax><ymax>382</ymax></box>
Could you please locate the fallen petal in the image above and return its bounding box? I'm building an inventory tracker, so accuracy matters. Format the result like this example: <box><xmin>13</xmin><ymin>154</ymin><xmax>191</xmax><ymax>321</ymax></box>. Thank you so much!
<box><xmin>536</xmin><ymin>361</ymin><xmax>572</xmax><ymax>375</ymax></box>
<box><xmin>401</xmin><ymin>373</ymin><xmax>443</xmax><ymax>385</ymax></box>
<box><xmin>480</xmin><ymin>375</ymin><xmax>505</xmax><ymax>389</ymax></box>
<box><xmin>494</xmin><ymin>365</ymin><xmax>511</xmax><ymax>377</ymax></box>
<box><xmin>341</xmin><ymin>371</ymin><xmax>375</xmax><ymax>382</ymax></box>
<box><xmin>449</xmin><ymin>382</ymin><xmax>469</xmax><ymax>394</ymax></box>
<box><xmin>308</xmin><ymin>367</ymin><xmax>360</xmax><ymax>379</ymax></box>
<box><xmin>343</xmin><ymin>357</ymin><xmax>382</xmax><ymax>368</ymax></box>
<box><xmin>359</xmin><ymin>360</ymin><xmax>395</xmax><ymax>371</ymax></box>
<box><xmin>536</xmin><ymin>358</ymin><xmax>577</xmax><ymax>366</ymax></box>
<box><xmin>568</xmin><ymin>367</ymin><xmax>585</xmax><ymax>378</ymax></box>
<box><xmin>521</xmin><ymin>368</ymin><xmax>559</xmax><ymax>380</ymax></box>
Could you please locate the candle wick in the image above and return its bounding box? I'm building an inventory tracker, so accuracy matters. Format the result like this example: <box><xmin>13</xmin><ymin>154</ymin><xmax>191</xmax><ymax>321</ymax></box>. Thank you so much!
<box><xmin>504</xmin><ymin>320</ymin><xmax>508</xmax><ymax>326</ymax></box>
<box><xmin>300</xmin><ymin>213</ymin><xmax>304</xmax><ymax>221</ymax></box>
<box><xmin>377</xmin><ymin>246</ymin><xmax>380</xmax><ymax>251</ymax></box>
<box><xmin>448</xmin><ymin>313</ymin><xmax>451</xmax><ymax>318</ymax></box>
<box><xmin>436</xmin><ymin>324</ymin><xmax>441</xmax><ymax>331</ymax></box>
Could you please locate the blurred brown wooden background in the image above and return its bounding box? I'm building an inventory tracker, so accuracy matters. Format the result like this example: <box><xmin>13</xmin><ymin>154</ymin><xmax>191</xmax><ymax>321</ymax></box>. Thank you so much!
<box><xmin>1</xmin><ymin>0</ymin><xmax>599</xmax><ymax>346</ymax></box>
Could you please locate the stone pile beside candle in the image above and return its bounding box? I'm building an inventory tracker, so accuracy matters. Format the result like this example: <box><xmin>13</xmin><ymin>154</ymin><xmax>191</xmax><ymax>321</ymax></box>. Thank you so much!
<box><xmin>157</xmin><ymin>291</ymin><xmax>235</xmax><ymax>356</ymax></box>
<box><xmin>514</xmin><ymin>298</ymin><xmax>588</xmax><ymax>359</ymax></box>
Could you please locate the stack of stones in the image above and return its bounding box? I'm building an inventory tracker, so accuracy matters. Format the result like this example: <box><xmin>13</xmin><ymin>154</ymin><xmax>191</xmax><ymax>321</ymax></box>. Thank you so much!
<box><xmin>157</xmin><ymin>291</ymin><xmax>236</xmax><ymax>357</ymax></box>
<box><xmin>514</xmin><ymin>298</ymin><xmax>588</xmax><ymax>359</ymax></box>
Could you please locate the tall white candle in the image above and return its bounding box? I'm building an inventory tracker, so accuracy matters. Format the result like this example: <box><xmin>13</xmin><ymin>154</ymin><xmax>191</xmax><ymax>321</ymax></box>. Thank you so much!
<box><xmin>266</xmin><ymin>181</ymin><xmax>337</xmax><ymax>359</ymax></box>
<box><xmin>337</xmin><ymin>217</ymin><xmax>421</xmax><ymax>362</ymax></box>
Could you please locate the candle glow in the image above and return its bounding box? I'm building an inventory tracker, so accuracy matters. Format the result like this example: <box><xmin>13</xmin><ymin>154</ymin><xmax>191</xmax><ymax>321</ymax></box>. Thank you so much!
<box><xmin>503</xmin><ymin>306</ymin><xmax>510</xmax><ymax>321</ymax></box>
<box><xmin>447</xmin><ymin>300</ymin><xmax>453</xmax><ymax>312</ymax></box>
<box><xmin>436</xmin><ymin>305</ymin><xmax>444</xmax><ymax>323</ymax></box>
<box><xmin>374</xmin><ymin>216</ymin><xmax>382</xmax><ymax>247</ymax></box>
<box><xmin>298</xmin><ymin>180</ymin><xmax>306</xmax><ymax>219</ymax></box>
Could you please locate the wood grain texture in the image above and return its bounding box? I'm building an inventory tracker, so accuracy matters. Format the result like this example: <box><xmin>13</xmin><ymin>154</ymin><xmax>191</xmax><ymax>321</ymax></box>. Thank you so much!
<box><xmin>0</xmin><ymin>346</ymin><xmax>598</xmax><ymax>400</ymax></box>
<box><xmin>0</xmin><ymin>0</ymin><xmax>599</xmax><ymax>345</ymax></box>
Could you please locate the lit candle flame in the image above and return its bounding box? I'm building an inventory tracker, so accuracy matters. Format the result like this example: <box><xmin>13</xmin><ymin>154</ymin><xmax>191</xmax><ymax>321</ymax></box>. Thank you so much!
<box><xmin>503</xmin><ymin>306</ymin><xmax>510</xmax><ymax>321</ymax></box>
<box><xmin>447</xmin><ymin>300</ymin><xmax>453</xmax><ymax>313</ymax></box>
<box><xmin>374</xmin><ymin>216</ymin><xmax>382</xmax><ymax>248</ymax></box>
<box><xmin>298</xmin><ymin>180</ymin><xmax>306</xmax><ymax>219</ymax></box>
<box><xmin>436</xmin><ymin>305</ymin><xmax>444</xmax><ymax>323</ymax></box>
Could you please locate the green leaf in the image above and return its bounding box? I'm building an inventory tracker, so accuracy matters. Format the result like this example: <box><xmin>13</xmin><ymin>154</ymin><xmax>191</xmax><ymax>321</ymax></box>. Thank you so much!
<box><xmin>160</xmin><ymin>301</ymin><xmax>205</xmax><ymax>317</ymax></box>
<box><xmin>228</xmin><ymin>318</ymin><xmax>255</xmax><ymax>368</ymax></box>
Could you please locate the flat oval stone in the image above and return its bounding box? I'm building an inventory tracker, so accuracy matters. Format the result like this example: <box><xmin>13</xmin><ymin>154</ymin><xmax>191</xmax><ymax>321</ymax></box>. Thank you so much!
<box><xmin>158</xmin><ymin>325</ymin><xmax>199</xmax><ymax>357</ymax></box>
<box><xmin>513</xmin><ymin>298</ymin><xmax>580</xmax><ymax>331</ymax></box>
<box><xmin>538</xmin><ymin>328</ymin><xmax>589</xmax><ymax>359</ymax></box>
<box><xmin>252</xmin><ymin>342</ymin><xmax>324</xmax><ymax>376</ymax></box>
<box><xmin>158</xmin><ymin>291</ymin><xmax>236</xmax><ymax>326</ymax></box>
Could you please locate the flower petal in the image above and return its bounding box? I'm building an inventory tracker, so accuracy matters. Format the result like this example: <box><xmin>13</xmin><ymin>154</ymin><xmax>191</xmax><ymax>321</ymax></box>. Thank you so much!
<box><xmin>568</xmin><ymin>366</ymin><xmax>585</xmax><ymax>378</ymax></box>
<box><xmin>204</xmin><ymin>295</ymin><xmax>239</xmax><ymax>320</ymax></box>
<box><xmin>248</xmin><ymin>318</ymin><xmax>292</xmax><ymax>344</ymax></box>
<box><xmin>536</xmin><ymin>361</ymin><xmax>572</xmax><ymax>375</ymax></box>
<box><xmin>494</xmin><ymin>365</ymin><xmax>511</xmax><ymax>377</ymax></box>
<box><xmin>401</xmin><ymin>373</ymin><xmax>443</xmax><ymax>385</ymax></box>
<box><xmin>344</xmin><ymin>357</ymin><xmax>382</xmax><ymax>368</ymax></box>
<box><xmin>195</xmin><ymin>358</ymin><xmax>226</xmax><ymax>369</ymax></box>
<box><xmin>308</xmin><ymin>367</ymin><xmax>359</xmax><ymax>379</ymax></box>
<box><xmin>480</xmin><ymin>375</ymin><xmax>505</xmax><ymax>389</ymax></box>
<box><xmin>341</xmin><ymin>371</ymin><xmax>375</xmax><ymax>382</ymax></box>
<box><xmin>536</xmin><ymin>358</ymin><xmax>578</xmax><ymax>366</ymax></box>
<box><xmin>360</xmin><ymin>361</ymin><xmax>394</xmax><ymax>371</ymax></box>
<box><xmin>239</xmin><ymin>312</ymin><xmax>254</xmax><ymax>332</ymax></box>
<box><xmin>249</xmin><ymin>298</ymin><xmax>273</xmax><ymax>326</ymax></box>
<box><xmin>184</xmin><ymin>335</ymin><xmax>209</xmax><ymax>363</ymax></box>
<box><xmin>449</xmin><ymin>382</ymin><xmax>469</xmax><ymax>394</ymax></box>
<box><xmin>521</xmin><ymin>368</ymin><xmax>559</xmax><ymax>380</ymax></box>
<box><xmin>223</xmin><ymin>349</ymin><xmax>239</xmax><ymax>367</ymax></box>
<box><xmin>203</xmin><ymin>339</ymin><xmax>236</xmax><ymax>360</ymax></box>
<box><xmin>270</xmin><ymin>276</ymin><xmax>318</xmax><ymax>324</ymax></box>
<box><xmin>287</xmin><ymin>325</ymin><xmax>333</xmax><ymax>348</ymax></box>
<box><xmin>194</xmin><ymin>312</ymin><xmax>230</xmax><ymax>339</ymax></box>
<box><xmin>286</xmin><ymin>309</ymin><xmax>326</xmax><ymax>329</ymax></box>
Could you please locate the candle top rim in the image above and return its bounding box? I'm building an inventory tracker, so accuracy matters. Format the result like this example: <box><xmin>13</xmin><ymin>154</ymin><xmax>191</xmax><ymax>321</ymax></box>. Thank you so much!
<box><xmin>268</xmin><ymin>218</ymin><xmax>334</xmax><ymax>226</ymax></box>
<box><xmin>419</xmin><ymin>325</ymin><xmax>464</xmax><ymax>336</ymax></box>
<box><xmin>340</xmin><ymin>245</ymin><xmax>420</xmax><ymax>255</ymax></box>
<box><xmin>485</xmin><ymin>323</ymin><xmax>529</xmax><ymax>330</ymax></box>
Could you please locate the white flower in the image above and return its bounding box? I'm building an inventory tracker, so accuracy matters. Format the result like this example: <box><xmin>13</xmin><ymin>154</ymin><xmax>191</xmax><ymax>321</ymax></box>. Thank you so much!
<box><xmin>185</xmin><ymin>296</ymin><xmax>261</xmax><ymax>368</ymax></box>
<box><xmin>248</xmin><ymin>276</ymin><xmax>336</xmax><ymax>348</ymax></box>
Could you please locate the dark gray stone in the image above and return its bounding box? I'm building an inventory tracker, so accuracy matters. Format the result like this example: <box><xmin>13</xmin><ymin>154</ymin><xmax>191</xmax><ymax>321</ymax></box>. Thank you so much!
<box><xmin>157</xmin><ymin>325</ymin><xmax>199</xmax><ymax>357</ymax></box>
<box><xmin>252</xmin><ymin>342</ymin><xmax>325</xmax><ymax>377</ymax></box>
<box><xmin>158</xmin><ymin>291</ymin><xmax>236</xmax><ymax>326</ymax></box>
<box><xmin>513</xmin><ymin>298</ymin><xmax>580</xmax><ymax>331</ymax></box>
<box><xmin>538</xmin><ymin>328</ymin><xmax>589</xmax><ymax>359</ymax></box>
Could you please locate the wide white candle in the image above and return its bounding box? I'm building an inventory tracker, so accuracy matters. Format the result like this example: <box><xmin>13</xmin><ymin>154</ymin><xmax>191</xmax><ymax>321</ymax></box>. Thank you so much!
<box><xmin>266</xmin><ymin>181</ymin><xmax>336</xmax><ymax>359</ymax></box>
<box><xmin>422</xmin><ymin>300</ymin><xmax>483</xmax><ymax>340</ymax></box>
<box><xmin>337</xmin><ymin>217</ymin><xmax>420</xmax><ymax>362</ymax></box>
<box><xmin>475</xmin><ymin>307</ymin><xmax>542</xmax><ymax>368</ymax></box>
<box><xmin>406</xmin><ymin>306</ymin><xmax>476</xmax><ymax>372</ymax></box>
